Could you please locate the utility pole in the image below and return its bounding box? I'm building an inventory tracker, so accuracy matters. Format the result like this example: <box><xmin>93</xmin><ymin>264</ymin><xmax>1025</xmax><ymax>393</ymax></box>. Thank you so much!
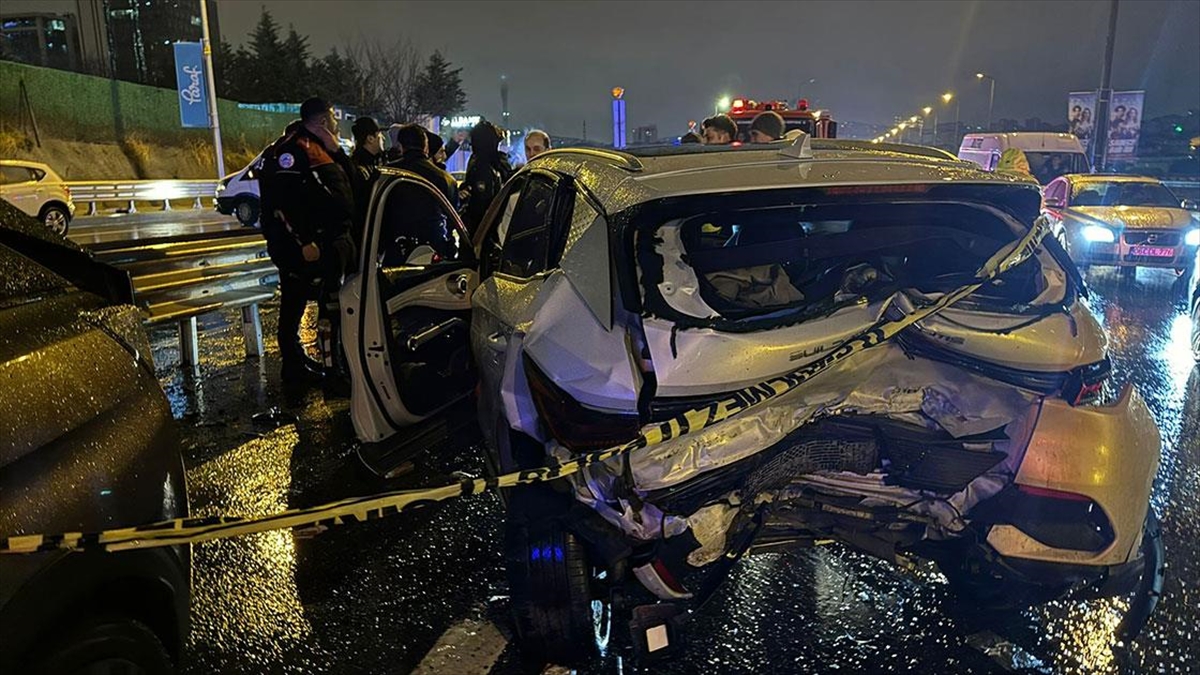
<box><xmin>1093</xmin><ymin>0</ymin><xmax>1119</xmax><ymax>171</ymax></box>
<box><xmin>199</xmin><ymin>0</ymin><xmax>224</xmax><ymax>177</ymax></box>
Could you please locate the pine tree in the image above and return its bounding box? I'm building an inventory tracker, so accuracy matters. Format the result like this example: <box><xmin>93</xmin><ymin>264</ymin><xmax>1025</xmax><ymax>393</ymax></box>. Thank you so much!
<box><xmin>245</xmin><ymin>9</ymin><xmax>286</xmax><ymax>102</ymax></box>
<box><xmin>413</xmin><ymin>51</ymin><xmax>468</xmax><ymax>119</ymax></box>
<box><xmin>280</xmin><ymin>27</ymin><xmax>312</xmax><ymax>102</ymax></box>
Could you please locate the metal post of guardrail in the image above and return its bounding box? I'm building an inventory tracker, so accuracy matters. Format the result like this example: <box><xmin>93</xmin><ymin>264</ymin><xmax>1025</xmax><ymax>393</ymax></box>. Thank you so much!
<box><xmin>241</xmin><ymin>304</ymin><xmax>264</xmax><ymax>357</ymax></box>
<box><xmin>163</xmin><ymin>199</ymin><xmax>172</xmax><ymax>211</ymax></box>
<box><xmin>193</xmin><ymin>196</ymin><xmax>204</xmax><ymax>210</ymax></box>
<box><xmin>179</xmin><ymin>317</ymin><xmax>200</xmax><ymax>374</ymax></box>
<box><xmin>127</xmin><ymin>199</ymin><xmax>137</xmax><ymax>214</ymax></box>
<box><xmin>87</xmin><ymin>202</ymin><xmax>98</xmax><ymax>216</ymax></box>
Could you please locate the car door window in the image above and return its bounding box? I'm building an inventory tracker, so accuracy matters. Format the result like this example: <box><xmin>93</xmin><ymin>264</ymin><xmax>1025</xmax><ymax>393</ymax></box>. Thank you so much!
<box><xmin>499</xmin><ymin>176</ymin><xmax>557</xmax><ymax>278</ymax></box>
<box><xmin>377</xmin><ymin>178</ymin><xmax>468</xmax><ymax>267</ymax></box>
<box><xmin>1</xmin><ymin>166</ymin><xmax>34</xmax><ymax>184</ymax></box>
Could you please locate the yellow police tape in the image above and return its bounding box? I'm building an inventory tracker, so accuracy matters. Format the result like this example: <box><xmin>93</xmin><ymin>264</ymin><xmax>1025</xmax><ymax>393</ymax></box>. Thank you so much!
<box><xmin>1</xmin><ymin>218</ymin><xmax>1051</xmax><ymax>555</ymax></box>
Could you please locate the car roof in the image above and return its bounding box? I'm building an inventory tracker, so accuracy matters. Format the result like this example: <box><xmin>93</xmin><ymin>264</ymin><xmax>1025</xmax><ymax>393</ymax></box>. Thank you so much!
<box><xmin>1065</xmin><ymin>174</ymin><xmax>1163</xmax><ymax>185</ymax></box>
<box><xmin>0</xmin><ymin>159</ymin><xmax>53</xmax><ymax>170</ymax></box>
<box><xmin>526</xmin><ymin>140</ymin><xmax>1039</xmax><ymax>215</ymax></box>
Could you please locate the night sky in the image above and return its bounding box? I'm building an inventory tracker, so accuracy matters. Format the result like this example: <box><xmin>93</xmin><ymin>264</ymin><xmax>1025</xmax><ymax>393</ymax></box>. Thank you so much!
<box><xmin>9</xmin><ymin>0</ymin><xmax>1200</xmax><ymax>138</ymax></box>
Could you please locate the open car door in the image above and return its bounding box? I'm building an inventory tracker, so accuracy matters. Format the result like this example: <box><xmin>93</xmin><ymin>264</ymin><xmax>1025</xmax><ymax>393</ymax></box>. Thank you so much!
<box><xmin>343</xmin><ymin>168</ymin><xmax>478</xmax><ymax>448</ymax></box>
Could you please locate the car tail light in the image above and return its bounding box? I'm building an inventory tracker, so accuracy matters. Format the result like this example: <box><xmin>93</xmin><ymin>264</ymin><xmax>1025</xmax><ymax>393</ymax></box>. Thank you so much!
<box><xmin>1062</xmin><ymin>358</ymin><xmax>1110</xmax><ymax>406</ymax></box>
<box><xmin>523</xmin><ymin>355</ymin><xmax>641</xmax><ymax>453</ymax></box>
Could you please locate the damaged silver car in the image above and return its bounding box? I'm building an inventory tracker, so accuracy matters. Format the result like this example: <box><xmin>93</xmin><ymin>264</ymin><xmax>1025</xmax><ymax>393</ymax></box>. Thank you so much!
<box><xmin>345</xmin><ymin>137</ymin><xmax>1165</xmax><ymax>668</ymax></box>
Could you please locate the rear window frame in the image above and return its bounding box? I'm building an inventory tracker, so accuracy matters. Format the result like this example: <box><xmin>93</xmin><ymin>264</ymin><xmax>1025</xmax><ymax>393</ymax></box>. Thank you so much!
<box><xmin>620</xmin><ymin>183</ymin><xmax>1063</xmax><ymax>332</ymax></box>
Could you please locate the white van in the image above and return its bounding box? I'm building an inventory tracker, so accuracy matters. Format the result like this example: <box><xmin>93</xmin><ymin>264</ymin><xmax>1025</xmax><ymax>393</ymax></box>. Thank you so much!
<box><xmin>958</xmin><ymin>132</ymin><xmax>1091</xmax><ymax>184</ymax></box>
<box><xmin>215</xmin><ymin>154</ymin><xmax>262</xmax><ymax>226</ymax></box>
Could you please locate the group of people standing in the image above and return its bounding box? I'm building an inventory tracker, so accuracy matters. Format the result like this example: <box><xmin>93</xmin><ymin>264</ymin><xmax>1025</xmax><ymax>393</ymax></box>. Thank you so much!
<box><xmin>680</xmin><ymin>111</ymin><xmax>788</xmax><ymax>145</ymax></box>
<box><xmin>258</xmin><ymin>96</ymin><xmax>545</xmax><ymax>398</ymax></box>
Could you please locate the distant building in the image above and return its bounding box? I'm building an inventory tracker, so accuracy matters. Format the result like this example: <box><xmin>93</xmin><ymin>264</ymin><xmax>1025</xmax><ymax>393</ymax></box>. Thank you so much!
<box><xmin>0</xmin><ymin>0</ymin><xmax>220</xmax><ymax>87</ymax></box>
<box><xmin>0</xmin><ymin>13</ymin><xmax>80</xmax><ymax>71</ymax></box>
<box><xmin>633</xmin><ymin>124</ymin><xmax>658</xmax><ymax>144</ymax></box>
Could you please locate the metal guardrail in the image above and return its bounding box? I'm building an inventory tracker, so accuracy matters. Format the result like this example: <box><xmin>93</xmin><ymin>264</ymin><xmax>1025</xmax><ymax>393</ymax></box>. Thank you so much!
<box><xmin>92</xmin><ymin>230</ymin><xmax>276</xmax><ymax>371</ymax></box>
<box><xmin>67</xmin><ymin>179</ymin><xmax>219</xmax><ymax>215</ymax></box>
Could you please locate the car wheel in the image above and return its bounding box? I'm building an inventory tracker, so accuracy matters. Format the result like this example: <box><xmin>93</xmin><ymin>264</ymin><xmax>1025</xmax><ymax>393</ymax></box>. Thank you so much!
<box><xmin>234</xmin><ymin>199</ymin><xmax>260</xmax><ymax>227</ymax></box>
<box><xmin>30</xmin><ymin>615</ymin><xmax>173</xmax><ymax>675</ymax></box>
<box><xmin>505</xmin><ymin>487</ymin><xmax>603</xmax><ymax>669</ymax></box>
<box><xmin>40</xmin><ymin>205</ymin><xmax>70</xmax><ymax>236</ymax></box>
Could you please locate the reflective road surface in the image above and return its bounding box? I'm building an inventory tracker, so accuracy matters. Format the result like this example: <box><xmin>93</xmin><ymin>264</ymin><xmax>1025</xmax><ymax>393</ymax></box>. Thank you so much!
<box><xmin>156</xmin><ymin>265</ymin><xmax>1197</xmax><ymax>675</ymax></box>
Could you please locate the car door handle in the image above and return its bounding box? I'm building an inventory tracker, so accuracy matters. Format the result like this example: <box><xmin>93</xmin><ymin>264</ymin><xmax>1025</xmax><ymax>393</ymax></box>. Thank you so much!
<box><xmin>485</xmin><ymin>332</ymin><xmax>507</xmax><ymax>352</ymax></box>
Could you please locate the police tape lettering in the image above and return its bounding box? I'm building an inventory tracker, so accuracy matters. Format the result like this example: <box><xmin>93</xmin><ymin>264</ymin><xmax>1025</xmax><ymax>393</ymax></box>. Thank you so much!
<box><xmin>0</xmin><ymin>218</ymin><xmax>1052</xmax><ymax>555</ymax></box>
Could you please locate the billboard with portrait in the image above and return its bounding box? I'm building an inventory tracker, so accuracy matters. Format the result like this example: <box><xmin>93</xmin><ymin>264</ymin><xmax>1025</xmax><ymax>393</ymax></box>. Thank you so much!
<box><xmin>1067</xmin><ymin>91</ymin><xmax>1097</xmax><ymax>155</ymax></box>
<box><xmin>1106</xmin><ymin>90</ymin><xmax>1145</xmax><ymax>160</ymax></box>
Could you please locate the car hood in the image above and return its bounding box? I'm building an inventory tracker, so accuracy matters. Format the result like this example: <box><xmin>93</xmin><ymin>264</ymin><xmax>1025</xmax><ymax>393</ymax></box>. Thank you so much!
<box><xmin>1067</xmin><ymin>206</ymin><xmax>1195</xmax><ymax>230</ymax></box>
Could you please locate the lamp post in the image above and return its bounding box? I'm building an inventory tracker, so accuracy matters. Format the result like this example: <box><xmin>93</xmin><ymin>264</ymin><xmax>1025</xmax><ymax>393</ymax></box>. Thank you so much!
<box><xmin>921</xmin><ymin>106</ymin><xmax>933</xmax><ymax>144</ymax></box>
<box><xmin>199</xmin><ymin>0</ymin><xmax>224</xmax><ymax>177</ymax></box>
<box><xmin>942</xmin><ymin>92</ymin><xmax>958</xmax><ymax>148</ymax></box>
<box><xmin>976</xmin><ymin>73</ymin><xmax>996</xmax><ymax>131</ymax></box>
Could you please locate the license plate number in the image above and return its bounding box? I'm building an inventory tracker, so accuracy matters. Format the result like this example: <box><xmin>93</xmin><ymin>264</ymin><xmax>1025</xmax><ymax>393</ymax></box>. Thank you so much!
<box><xmin>1129</xmin><ymin>245</ymin><xmax>1174</xmax><ymax>258</ymax></box>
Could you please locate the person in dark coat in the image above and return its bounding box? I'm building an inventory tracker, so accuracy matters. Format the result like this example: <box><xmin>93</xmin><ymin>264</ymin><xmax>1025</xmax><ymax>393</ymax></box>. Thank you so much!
<box><xmin>382</xmin><ymin>124</ymin><xmax>460</xmax><ymax>262</ymax></box>
<box><xmin>258</xmin><ymin>97</ymin><xmax>357</xmax><ymax>392</ymax></box>
<box><xmin>460</xmin><ymin>120</ymin><xmax>513</xmax><ymax>234</ymax></box>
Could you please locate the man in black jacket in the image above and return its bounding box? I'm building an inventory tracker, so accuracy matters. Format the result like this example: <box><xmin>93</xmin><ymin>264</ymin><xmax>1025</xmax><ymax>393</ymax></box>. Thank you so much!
<box><xmin>383</xmin><ymin>124</ymin><xmax>460</xmax><ymax>262</ymax></box>
<box><xmin>259</xmin><ymin>97</ymin><xmax>358</xmax><ymax>392</ymax></box>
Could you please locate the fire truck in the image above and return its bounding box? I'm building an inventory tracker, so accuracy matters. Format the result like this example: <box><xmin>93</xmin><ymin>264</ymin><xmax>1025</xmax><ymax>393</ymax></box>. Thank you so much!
<box><xmin>723</xmin><ymin>98</ymin><xmax>837</xmax><ymax>140</ymax></box>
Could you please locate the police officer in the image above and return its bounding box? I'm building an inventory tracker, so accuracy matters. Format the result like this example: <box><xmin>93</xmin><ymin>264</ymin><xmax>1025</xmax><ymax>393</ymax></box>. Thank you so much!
<box><xmin>259</xmin><ymin>97</ymin><xmax>357</xmax><ymax>394</ymax></box>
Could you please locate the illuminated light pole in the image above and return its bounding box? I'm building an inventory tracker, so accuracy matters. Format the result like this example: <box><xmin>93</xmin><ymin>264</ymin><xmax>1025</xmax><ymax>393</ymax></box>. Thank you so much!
<box><xmin>612</xmin><ymin>87</ymin><xmax>627</xmax><ymax>149</ymax></box>
<box><xmin>921</xmin><ymin>106</ymin><xmax>933</xmax><ymax>144</ymax></box>
<box><xmin>976</xmin><ymin>73</ymin><xmax>996</xmax><ymax>131</ymax></box>
<box><xmin>941</xmin><ymin>92</ymin><xmax>958</xmax><ymax>148</ymax></box>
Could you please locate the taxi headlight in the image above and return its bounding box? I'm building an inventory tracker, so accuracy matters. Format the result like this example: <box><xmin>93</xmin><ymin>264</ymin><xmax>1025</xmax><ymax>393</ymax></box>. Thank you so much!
<box><xmin>1082</xmin><ymin>224</ymin><xmax>1116</xmax><ymax>243</ymax></box>
<box><xmin>1186</xmin><ymin>228</ymin><xmax>1200</xmax><ymax>246</ymax></box>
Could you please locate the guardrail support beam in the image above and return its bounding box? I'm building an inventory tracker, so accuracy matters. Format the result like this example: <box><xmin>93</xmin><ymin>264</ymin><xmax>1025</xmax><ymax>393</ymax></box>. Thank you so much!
<box><xmin>127</xmin><ymin>199</ymin><xmax>137</xmax><ymax>214</ymax></box>
<box><xmin>241</xmin><ymin>304</ymin><xmax>264</xmax><ymax>357</ymax></box>
<box><xmin>193</xmin><ymin>197</ymin><xmax>204</xmax><ymax>210</ymax></box>
<box><xmin>163</xmin><ymin>199</ymin><xmax>172</xmax><ymax>211</ymax></box>
<box><xmin>179</xmin><ymin>317</ymin><xmax>200</xmax><ymax>373</ymax></box>
<box><xmin>87</xmin><ymin>202</ymin><xmax>98</xmax><ymax>216</ymax></box>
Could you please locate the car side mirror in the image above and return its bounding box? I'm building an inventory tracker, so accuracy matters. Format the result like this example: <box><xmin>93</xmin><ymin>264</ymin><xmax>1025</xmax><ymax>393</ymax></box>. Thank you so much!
<box><xmin>1182</xmin><ymin>199</ymin><xmax>1198</xmax><ymax>211</ymax></box>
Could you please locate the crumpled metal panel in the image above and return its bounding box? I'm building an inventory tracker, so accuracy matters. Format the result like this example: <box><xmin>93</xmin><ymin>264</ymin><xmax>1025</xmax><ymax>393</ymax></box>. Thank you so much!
<box><xmin>629</xmin><ymin>343</ymin><xmax>1034</xmax><ymax>492</ymax></box>
<box><xmin>524</xmin><ymin>272</ymin><xmax>640</xmax><ymax>412</ymax></box>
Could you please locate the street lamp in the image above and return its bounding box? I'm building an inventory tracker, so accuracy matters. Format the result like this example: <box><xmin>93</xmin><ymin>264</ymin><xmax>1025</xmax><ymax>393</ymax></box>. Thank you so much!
<box><xmin>921</xmin><ymin>106</ymin><xmax>933</xmax><ymax>144</ymax></box>
<box><xmin>976</xmin><ymin>73</ymin><xmax>996</xmax><ymax>131</ymax></box>
<box><xmin>941</xmin><ymin>92</ymin><xmax>960</xmax><ymax>146</ymax></box>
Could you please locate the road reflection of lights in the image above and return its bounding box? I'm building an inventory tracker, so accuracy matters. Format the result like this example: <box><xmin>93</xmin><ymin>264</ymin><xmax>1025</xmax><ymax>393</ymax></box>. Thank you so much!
<box><xmin>187</xmin><ymin>425</ymin><xmax>314</xmax><ymax>655</ymax></box>
<box><xmin>1164</xmin><ymin>314</ymin><xmax>1195</xmax><ymax>401</ymax></box>
<box><xmin>1036</xmin><ymin>598</ymin><xmax>1128</xmax><ymax>674</ymax></box>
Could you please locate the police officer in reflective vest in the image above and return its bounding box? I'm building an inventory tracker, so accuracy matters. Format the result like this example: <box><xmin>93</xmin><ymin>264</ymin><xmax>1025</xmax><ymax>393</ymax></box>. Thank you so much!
<box><xmin>259</xmin><ymin>97</ymin><xmax>357</xmax><ymax>394</ymax></box>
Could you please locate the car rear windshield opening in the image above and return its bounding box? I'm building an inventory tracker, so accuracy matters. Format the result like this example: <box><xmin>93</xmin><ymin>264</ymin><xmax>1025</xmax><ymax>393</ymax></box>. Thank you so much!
<box><xmin>652</xmin><ymin>201</ymin><xmax>1035</xmax><ymax>323</ymax></box>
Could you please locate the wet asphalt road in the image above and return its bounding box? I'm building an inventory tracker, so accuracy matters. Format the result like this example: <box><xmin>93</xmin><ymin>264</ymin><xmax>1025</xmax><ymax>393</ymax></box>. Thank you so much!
<box><xmin>150</xmin><ymin>265</ymin><xmax>1198</xmax><ymax>675</ymax></box>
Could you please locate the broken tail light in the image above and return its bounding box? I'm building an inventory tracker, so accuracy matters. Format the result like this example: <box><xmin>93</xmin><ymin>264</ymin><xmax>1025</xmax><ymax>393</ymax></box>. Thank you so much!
<box><xmin>974</xmin><ymin>483</ymin><xmax>1115</xmax><ymax>552</ymax></box>
<box><xmin>523</xmin><ymin>355</ymin><xmax>642</xmax><ymax>453</ymax></box>
<box><xmin>1062</xmin><ymin>358</ymin><xmax>1111</xmax><ymax>406</ymax></box>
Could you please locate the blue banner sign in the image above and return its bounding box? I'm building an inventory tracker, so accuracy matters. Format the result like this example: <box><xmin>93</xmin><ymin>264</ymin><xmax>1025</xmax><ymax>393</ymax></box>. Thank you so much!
<box><xmin>173</xmin><ymin>42</ymin><xmax>210</xmax><ymax>128</ymax></box>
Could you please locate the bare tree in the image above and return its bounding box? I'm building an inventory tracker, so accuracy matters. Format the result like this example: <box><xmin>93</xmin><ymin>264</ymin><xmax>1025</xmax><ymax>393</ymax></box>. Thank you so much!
<box><xmin>342</xmin><ymin>34</ymin><xmax>424</xmax><ymax>123</ymax></box>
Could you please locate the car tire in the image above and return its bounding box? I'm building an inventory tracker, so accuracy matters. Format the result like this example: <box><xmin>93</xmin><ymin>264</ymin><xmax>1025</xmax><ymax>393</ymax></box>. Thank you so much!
<box><xmin>29</xmin><ymin>615</ymin><xmax>173</xmax><ymax>675</ymax></box>
<box><xmin>40</xmin><ymin>204</ymin><xmax>70</xmax><ymax>236</ymax></box>
<box><xmin>505</xmin><ymin>487</ymin><xmax>601</xmax><ymax>669</ymax></box>
<box><xmin>234</xmin><ymin>198</ymin><xmax>260</xmax><ymax>227</ymax></box>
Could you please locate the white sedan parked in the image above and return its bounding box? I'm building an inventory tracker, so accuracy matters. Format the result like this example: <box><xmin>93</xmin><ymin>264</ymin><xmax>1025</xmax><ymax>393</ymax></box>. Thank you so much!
<box><xmin>0</xmin><ymin>160</ymin><xmax>75</xmax><ymax>235</ymax></box>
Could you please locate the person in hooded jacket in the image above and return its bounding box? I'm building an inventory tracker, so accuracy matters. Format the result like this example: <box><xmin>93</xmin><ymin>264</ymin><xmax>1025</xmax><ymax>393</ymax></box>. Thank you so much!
<box><xmin>460</xmin><ymin>120</ymin><xmax>514</xmax><ymax>234</ymax></box>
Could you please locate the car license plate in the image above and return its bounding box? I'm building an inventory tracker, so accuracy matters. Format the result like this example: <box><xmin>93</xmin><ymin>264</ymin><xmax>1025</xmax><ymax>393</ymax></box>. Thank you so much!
<box><xmin>1129</xmin><ymin>245</ymin><xmax>1175</xmax><ymax>258</ymax></box>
